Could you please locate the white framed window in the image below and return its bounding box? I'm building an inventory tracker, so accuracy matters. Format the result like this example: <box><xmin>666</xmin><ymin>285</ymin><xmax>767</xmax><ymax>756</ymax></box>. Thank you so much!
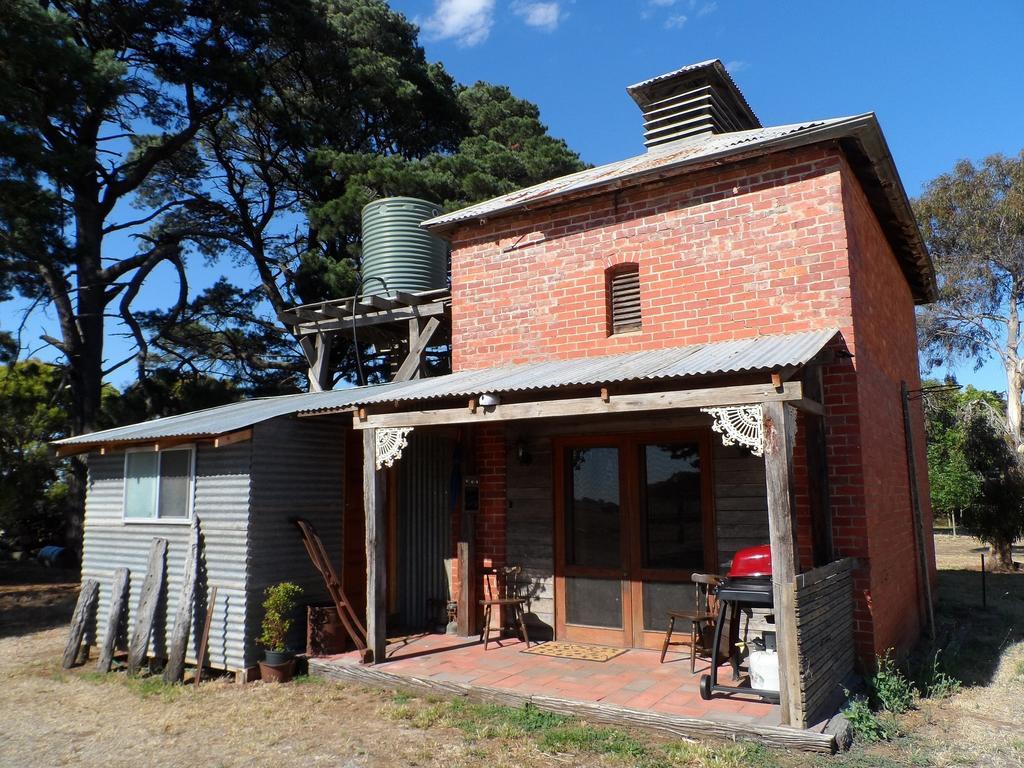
<box><xmin>123</xmin><ymin>446</ymin><xmax>195</xmax><ymax>523</ymax></box>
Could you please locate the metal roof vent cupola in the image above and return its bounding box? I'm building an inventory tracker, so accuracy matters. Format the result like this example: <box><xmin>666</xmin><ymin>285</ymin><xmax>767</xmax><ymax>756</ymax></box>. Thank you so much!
<box><xmin>627</xmin><ymin>59</ymin><xmax>761</xmax><ymax>149</ymax></box>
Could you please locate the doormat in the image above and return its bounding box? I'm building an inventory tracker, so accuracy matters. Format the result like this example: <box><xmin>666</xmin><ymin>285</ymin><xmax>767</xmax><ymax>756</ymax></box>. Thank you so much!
<box><xmin>522</xmin><ymin>641</ymin><xmax>628</xmax><ymax>662</ymax></box>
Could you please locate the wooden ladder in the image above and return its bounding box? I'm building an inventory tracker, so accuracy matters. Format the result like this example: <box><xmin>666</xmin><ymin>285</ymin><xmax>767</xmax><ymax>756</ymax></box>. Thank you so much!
<box><xmin>294</xmin><ymin>518</ymin><xmax>370</xmax><ymax>662</ymax></box>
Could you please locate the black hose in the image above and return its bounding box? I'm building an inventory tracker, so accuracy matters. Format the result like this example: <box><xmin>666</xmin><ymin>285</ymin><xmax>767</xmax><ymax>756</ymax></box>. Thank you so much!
<box><xmin>351</xmin><ymin>275</ymin><xmax>389</xmax><ymax>387</ymax></box>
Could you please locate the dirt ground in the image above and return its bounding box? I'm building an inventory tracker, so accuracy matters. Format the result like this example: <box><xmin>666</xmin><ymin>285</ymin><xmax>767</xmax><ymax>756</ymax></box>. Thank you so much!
<box><xmin>0</xmin><ymin>538</ymin><xmax>1021</xmax><ymax>768</ymax></box>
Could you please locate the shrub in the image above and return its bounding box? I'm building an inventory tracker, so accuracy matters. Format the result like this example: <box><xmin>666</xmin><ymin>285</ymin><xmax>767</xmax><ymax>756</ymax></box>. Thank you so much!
<box><xmin>257</xmin><ymin>582</ymin><xmax>303</xmax><ymax>652</ymax></box>
<box><xmin>843</xmin><ymin>695</ymin><xmax>887</xmax><ymax>743</ymax></box>
<box><xmin>870</xmin><ymin>650</ymin><xmax>917</xmax><ymax>714</ymax></box>
<box><xmin>922</xmin><ymin>652</ymin><xmax>961</xmax><ymax>699</ymax></box>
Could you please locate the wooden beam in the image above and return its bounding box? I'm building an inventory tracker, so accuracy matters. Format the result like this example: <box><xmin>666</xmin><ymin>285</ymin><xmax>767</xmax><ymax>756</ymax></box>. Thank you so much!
<box><xmin>294</xmin><ymin>307</ymin><xmax>325</xmax><ymax>322</ymax></box>
<box><xmin>319</xmin><ymin>299</ymin><xmax>356</xmax><ymax>319</ymax></box>
<box><xmin>164</xmin><ymin>518</ymin><xmax>200</xmax><ymax>683</ymax></box>
<box><xmin>194</xmin><ymin>585</ymin><xmax>218</xmax><ymax>688</ymax></box>
<box><xmin>392</xmin><ymin>290</ymin><xmax>427</xmax><ymax>306</ymax></box>
<box><xmin>364</xmin><ymin>294</ymin><xmax>400</xmax><ymax>311</ymax></box>
<box><xmin>54</xmin><ymin>444</ymin><xmax>92</xmax><ymax>459</ymax></box>
<box><xmin>308</xmin><ymin>659</ymin><xmax>839</xmax><ymax>753</ymax></box>
<box><xmin>312</xmin><ymin>332</ymin><xmax>335</xmax><ymax>392</ymax></box>
<box><xmin>296</xmin><ymin>301</ymin><xmax>446</xmax><ymax>334</ymax></box>
<box><xmin>394</xmin><ymin>316</ymin><xmax>441</xmax><ymax>382</ymax></box>
<box><xmin>803</xmin><ymin>367</ymin><xmax>833</xmax><ymax>567</ymax></box>
<box><xmin>353</xmin><ymin>381</ymin><xmax>806</xmax><ymax>430</ymax></box>
<box><xmin>153</xmin><ymin>437</ymin><xmax>197</xmax><ymax>452</ymax></box>
<box><xmin>456</xmin><ymin>541</ymin><xmax>471</xmax><ymax>636</ymax></box>
<box><xmin>128</xmin><ymin>538</ymin><xmax>168</xmax><ymax>675</ymax></box>
<box><xmin>795</xmin><ymin>397</ymin><xmax>825</xmax><ymax>416</ymax></box>
<box><xmin>762</xmin><ymin>401</ymin><xmax>800</xmax><ymax>727</ymax></box>
<box><xmin>96</xmin><ymin>568</ymin><xmax>130</xmax><ymax>673</ymax></box>
<box><xmin>62</xmin><ymin>578</ymin><xmax>99</xmax><ymax>669</ymax></box>
<box><xmin>214</xmin><ymin>428</ymin><xmax>252</xmax><ymax>448</ymax></box>
<box><xmin>363</xmin><ymin>429</ymin><xmax>387</xmax><ymax>664</ymax></box>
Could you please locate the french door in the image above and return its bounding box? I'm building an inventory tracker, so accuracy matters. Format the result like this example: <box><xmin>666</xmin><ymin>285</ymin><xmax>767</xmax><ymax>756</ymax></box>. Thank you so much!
<box><xmin>553</xmin><ymin>431</ymin><xmax>715</xmax><ymax>649</ymax></box>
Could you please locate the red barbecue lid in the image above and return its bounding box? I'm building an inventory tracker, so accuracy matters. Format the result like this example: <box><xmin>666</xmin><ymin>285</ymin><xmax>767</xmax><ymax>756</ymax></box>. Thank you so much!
<box><xmin>728</xmin><ymin>544</ymin><xmax>772</xmax><ymax>578</ymax></box>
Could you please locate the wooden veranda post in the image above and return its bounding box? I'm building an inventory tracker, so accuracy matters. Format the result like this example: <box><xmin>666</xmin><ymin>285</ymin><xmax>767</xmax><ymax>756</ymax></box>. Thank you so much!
<box><xmin>762</xmin><ymin>401</ymin><xmax>801</xmax><ymax>726</ymax></box>
<box><xmin>364</xmin><ymin>428</ymin><xmax>387</xmax><ymax>664</ymax></box>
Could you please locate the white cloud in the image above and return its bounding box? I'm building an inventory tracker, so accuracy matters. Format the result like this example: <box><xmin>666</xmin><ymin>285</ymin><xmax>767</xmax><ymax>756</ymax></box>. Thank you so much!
<box><xmin>724</xmin><ymin>59</ymin><xmax>747</xmax><ymax>72</ymax></box>
<box><xmin>664</xmin><ymin>13</ymin><xmax>688</xmax><ymax>29</ymax></box>
<box><xmin>421</xmin><ymin>0</ymin><xmax>496</xmax><ymax>47</ymax></box>
<box><xmin>513</xmin><ymin>1</ymin><xmax>565</xmax><ymax>32</ymax></box>
<box><xmin>696</xmin><ymin>1</ymin><xmax>717</xmax><ymax>16</ymax></box>
<box><xmin>649</xmin><ymin>0</ymin><xmax>678</xmax><ymax>6</ymax></box>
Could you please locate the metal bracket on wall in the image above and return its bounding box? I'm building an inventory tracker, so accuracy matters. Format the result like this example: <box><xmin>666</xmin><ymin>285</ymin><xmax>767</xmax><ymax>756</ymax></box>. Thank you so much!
<box><xmin>701</xmin><ymin>404</ymin><xmax>765</xmax><ymax>457</ymax></box>
<box><xmin>375</xmin><ymin>427</ymin><xmax>414</xmax><ymax>469</ymax></box>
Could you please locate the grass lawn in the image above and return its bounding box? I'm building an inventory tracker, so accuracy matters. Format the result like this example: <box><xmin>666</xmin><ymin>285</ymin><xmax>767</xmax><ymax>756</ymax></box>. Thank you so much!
<box><xmin>0</xmin><ymin>537</ymin><xmax>1020</xmax><ymax>767</ymax></box>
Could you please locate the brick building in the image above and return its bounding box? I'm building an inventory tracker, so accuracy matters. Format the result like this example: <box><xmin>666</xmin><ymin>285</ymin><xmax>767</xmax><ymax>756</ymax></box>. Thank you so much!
<box><xmin>61</xmin><ymin>60</ymin><xmax>934</xmax><ymax>737</ymax></box>
<box><xmin>427</xmin><ymin>60</ymin><xmax>935</xmax><ymax>662</ymax></box>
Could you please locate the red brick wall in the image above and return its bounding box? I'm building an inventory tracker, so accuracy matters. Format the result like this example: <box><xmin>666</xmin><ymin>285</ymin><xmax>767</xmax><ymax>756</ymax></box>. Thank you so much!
<box><xmin>842</xmin><ymin>159</ymin><xmax>935</xmax><ymax>656</ymax></box>
<box><xmin>476</xmin><ymin>423</ymin><xmax>508</xmax><ymax>572</ymax></box>
<box><xmin>442</xmin><ymin>143</ymin><xmax>930</xmax><ymax>660</ymax></box>
<box><xmin>448</xmin><ymin>424</ymin><xmax>508</xmax><ymax>631</ymax></box>
<box><xmin>448</xmin><ymin>146</ymin><xmax>853</xmax><ymax>369</ymax></box>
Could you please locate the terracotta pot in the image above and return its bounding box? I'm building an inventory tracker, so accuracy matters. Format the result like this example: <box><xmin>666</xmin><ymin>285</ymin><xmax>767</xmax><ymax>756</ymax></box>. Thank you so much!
<box><xmin>258</xmin><ymin>659</ymin><xmax>297</xmax><ymax>683</ymax></box>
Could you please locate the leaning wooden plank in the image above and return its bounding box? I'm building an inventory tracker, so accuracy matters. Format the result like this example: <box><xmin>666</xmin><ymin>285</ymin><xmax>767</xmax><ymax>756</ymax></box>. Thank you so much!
<box><xmin>96</xmin><ymin>568</ymin><xmax>130</xmax><ymax>673</ymax></box>
<box><xmin>163</xmin><ymin>519</ymin><xmax>201</xmax><ymax>683</ymax></box>
<box><xmin>62</xmin><ymin>579</ymin><xmax>99</xmax><ymax>669</ymax></box>
<box><xmin>193</xmin><ymin>585</ymin><xmax>218</xmax><ymax>689</ymax></box>
<box><xmin>308</xmin><ymin>659</ymin><xmax>837</xmax><ymax>753</ymax></box>
<box><xmin>127</xmin><ymin>538</ymin><xmax>168</xmax><ymax>675</ymax></box>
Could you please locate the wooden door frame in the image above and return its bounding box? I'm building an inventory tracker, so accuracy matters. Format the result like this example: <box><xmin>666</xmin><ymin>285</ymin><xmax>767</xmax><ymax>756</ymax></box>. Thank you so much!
<box><xmin>552</xmin><ymin>428</ymin><xmax>717</xmax><ymax>648</ymax></box>
<box><xmin>552</xmin><ymin>434</ymin><xmax>632</xmax><ymax>646</ymax></box>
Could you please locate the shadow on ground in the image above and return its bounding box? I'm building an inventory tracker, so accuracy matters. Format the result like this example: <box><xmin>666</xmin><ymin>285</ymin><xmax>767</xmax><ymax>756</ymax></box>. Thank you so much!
<box><xmin>0</xmin><ymin>561</ymin><xmax>78</xmax><ymax>639</ymax></box>
<box><xmin>916</xmin><ymin>569</ymin><xmax>1024</xmax><ymax>687</ymax></box>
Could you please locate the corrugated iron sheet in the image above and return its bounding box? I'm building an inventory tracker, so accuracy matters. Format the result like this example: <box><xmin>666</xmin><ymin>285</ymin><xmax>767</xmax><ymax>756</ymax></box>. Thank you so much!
<box><xmin>246</xmin><ymin>415</ymin><xmax>346</xmax><ymax>666</ymax></box>
<box><xmin>57</xmin><ymin>329</ymin><xmax>838</xmax><ymax>446</ymax></box>
<box><xmin>420</xmin><ymin>116</ymin><xmax>862</xmax><ymax>231</ymax></box>
<box><xmin>82</xmin><ymin>442</ymin><xmax>253</xmax><ymax>671</ymax></box>
<box><xmin>298</xmin><ymin>328</ymin><xmax>839</xmax><ymax>412</ymax></box>
<box><xmin>395</xmin><ymin>431</ymin><xmax>454</xmax><ymax>631</ymax></box>
<box><xmin>56</xmin><ymin>394</ymin><xmax>312</xmax><ymax>446</ymax></box>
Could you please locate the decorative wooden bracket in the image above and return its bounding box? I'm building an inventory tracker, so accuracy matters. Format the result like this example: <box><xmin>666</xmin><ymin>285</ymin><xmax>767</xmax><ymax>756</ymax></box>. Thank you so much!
<box><xmin>375</xmin><ymin>427</ymin><xmax>413</xmax><ymax>469</ymax></box>
<box><xmin>701</xmin><ymin>404</ymin><xmax>765</xmax><ymax>457</ymax></box>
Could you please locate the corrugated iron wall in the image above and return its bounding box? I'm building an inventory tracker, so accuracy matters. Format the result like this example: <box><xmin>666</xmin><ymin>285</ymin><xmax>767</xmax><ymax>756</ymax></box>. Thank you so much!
<box><xmin>248</xmin><ymin>415</ymin><xmax>346</xmax><ymax>666</ymax></box>
<box><xmin>82</xmin><ymin>442</ymin><xmax>253</xmax><ymax>671</ymax></box>
<box><xmin>395</xmin><ymin>430</ymin><xmax>453</xmax><ymax>631</ymax></box>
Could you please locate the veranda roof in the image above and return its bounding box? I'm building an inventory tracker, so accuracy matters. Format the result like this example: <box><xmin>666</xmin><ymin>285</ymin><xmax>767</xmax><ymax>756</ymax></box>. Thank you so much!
<box><xmin>53</xmin><ymin>328</ymin><xmax>838</xmax><ymax>450</ymax></box>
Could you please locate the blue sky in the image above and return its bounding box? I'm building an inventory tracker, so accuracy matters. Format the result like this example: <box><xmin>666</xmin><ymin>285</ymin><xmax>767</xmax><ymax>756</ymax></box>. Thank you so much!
<box><xmin>391</xmin><ymin>0</ymin><xmax>1024</xmax><ymax>391</ymax></box>
<box><xmin>3</xmin><ymin>0</ymin><xmax>1022</xmax><ymax>392</ymax></box>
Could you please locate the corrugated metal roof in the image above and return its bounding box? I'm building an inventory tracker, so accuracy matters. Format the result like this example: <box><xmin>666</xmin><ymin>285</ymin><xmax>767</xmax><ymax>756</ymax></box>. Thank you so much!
<box><xmin>299</xmin><ymin>328</ymin><xmax>838</xmax><ymax>412</ymax></box>
<box><xmin>421</xmin><ymin>116</ymin><xmax>862</xmax><ymax>231</ymax></box>
<box><xmin>55</xmin><ymin>393</ymin><xmax>314</xmax><ymax>446</ymax></box>
<box><xmin>56</xmin><ymin>329</ymin><xmax>838</xmax><ymax>448</ymax></box>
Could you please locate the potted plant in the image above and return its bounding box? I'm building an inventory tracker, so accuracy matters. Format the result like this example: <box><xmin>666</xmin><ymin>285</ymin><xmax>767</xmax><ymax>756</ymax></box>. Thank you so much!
<box><xmin>257</xmin><ymin>581</ymin><xmax>303</xmax><ymax>682</ymax></box>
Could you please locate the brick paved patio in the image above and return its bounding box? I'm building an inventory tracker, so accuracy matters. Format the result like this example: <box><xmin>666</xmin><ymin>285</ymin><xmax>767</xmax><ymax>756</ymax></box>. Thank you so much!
<box><xmin>318</xmin><ymin>632</ymin><xmax>782</xmax><ymax>727</ymax></box>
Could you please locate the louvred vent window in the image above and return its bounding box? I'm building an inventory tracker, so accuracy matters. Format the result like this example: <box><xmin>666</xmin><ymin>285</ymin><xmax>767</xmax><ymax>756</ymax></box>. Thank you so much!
<box><xmin>608</xmin><ymin>264</ymin><xmax>642</xmax><ymax>334</ymax></box>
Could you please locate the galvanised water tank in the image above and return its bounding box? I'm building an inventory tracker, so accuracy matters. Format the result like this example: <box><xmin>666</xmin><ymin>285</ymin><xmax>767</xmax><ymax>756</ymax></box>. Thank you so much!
<box><xmin>360</xmin><ymin>197</ymin><xmax>448</xmax><ymax>297</ymax></box>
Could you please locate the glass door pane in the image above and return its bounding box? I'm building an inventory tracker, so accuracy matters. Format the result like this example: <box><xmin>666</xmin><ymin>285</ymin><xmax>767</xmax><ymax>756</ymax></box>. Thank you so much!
<box><xmin>565</xmin><ymin>447</ymin><xmax>620</xmax><ymax>569</ymax></box>
<box><xmin>638</xmin><ymin>442</ymin><xmax>705</xmax><ymax>637</ymax></box>
<box><xmin>641</xmin><ymin>442</ymin><xmax>703</xmax><ymax>570</ymax></box>
<box><xmin>563</xmin><ymin>446</ymin><xmax>623</xmax><ymax>629</ymax></box>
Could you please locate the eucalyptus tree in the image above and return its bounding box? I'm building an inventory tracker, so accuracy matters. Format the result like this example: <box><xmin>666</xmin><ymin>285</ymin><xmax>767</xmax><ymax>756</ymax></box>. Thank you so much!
<box><xmin>916</xmin><ymin>152</ymin><xmax>1024</xmax><ymax>442</ymax></box>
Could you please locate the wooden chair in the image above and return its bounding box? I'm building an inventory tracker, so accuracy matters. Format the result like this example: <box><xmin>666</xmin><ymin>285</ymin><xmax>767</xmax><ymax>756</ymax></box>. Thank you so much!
<box><xmin>479</xmin><ymin>565</ymin><xmax>531</xmax><ymax>650</ymax></box>
<box><xmin>659</xmin><ymin>573</ymin><xmax>722</xmax><ymax>672</ymax></box>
